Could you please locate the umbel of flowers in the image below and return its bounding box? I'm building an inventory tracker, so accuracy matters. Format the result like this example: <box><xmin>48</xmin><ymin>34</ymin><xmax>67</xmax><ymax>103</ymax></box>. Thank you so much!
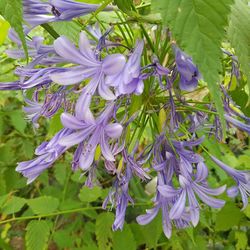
<box><xmin>0</xmin><ymin>0</ymin><xmax>249</xmax><ymax>239</ymax></box>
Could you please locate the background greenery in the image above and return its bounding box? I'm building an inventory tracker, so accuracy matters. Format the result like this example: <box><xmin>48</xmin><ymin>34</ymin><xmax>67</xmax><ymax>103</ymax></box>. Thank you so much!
<box><xmin>0</xmin><ymin>0</ymin><xmax>250</xmax><ymax>249</ymax></box>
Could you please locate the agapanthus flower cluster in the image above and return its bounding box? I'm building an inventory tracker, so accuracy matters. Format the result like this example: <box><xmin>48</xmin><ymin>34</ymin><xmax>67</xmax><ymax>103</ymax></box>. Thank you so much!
<box><xmin>0</xmin><ymin>0</ymin><xmax>249</xmax><ymax>238</ymax></box>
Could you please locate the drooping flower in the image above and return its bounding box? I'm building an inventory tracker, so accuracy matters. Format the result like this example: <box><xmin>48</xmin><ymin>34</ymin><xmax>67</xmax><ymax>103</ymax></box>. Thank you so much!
<box><xmin>6</xmin><ymin>27</ymin><xmax>55</xmax><ymax>60</ymax></box>
<box><xmin>0</xmin><ymin>81</ymin><xmax>21</xmax><ymax>90</ymax></box>
<box><xmin>58</xmin><ymin>103</ymin><xmax>123</xmax><ymax>170</ymax></box>
<box><xmin>16</xmin><ymin>128</ymin><xmax>72</xmax><ymax>183</ymax></box>
<box><xmin>105</xmin><ymin>40</ymin><xmax>145</xmax><ymax>96</ymax></box>
<box><xmin>158</xmin><ymin>174</ymin><xmax>226</xmax><ymax>226</ymax></box>
<box><xmin>225</xmin><ymin>114</ymin><xmax>250</xmax><ymax>135</ymax></box>
<box><xmin>211</xmin><ymin>155</ymin><xmax>250</xmax><ymax>209</ymax></box>
<box><xmin>103</xmin><ymin>166</ymin><xmax>134</xmax><ymax>231</ymax></box>
<box><xmin>23</xmin><ymin>0</ymin><xmax>112</xmax><ymax>27</ymax></box>
<box><xmin>23</xmin><ymin>86</ymin><xmax>66</xmax><ymax>127</ymax></box>
<box><xmin>174</xmin><ymin>46</ymin><xmax>200</xmax><ymax>91</ymax></box>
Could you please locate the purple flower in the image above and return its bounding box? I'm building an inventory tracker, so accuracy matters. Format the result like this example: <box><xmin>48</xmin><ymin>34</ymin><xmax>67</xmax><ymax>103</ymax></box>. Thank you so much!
<box><xmin>58</xmin><ymin>103</ymin><xmax>123</xmax><ymax>170</ymax></box>
<box><xmin>23</xmin><ymin>0</ymin><xmax>112</xmax><ymax>27</ymax></box>
<box><xmin>6</xmin><ymin>28</ymin><xmax>55</xmax><ymax>59</ymax></box>
<box><xmin>103</xmin><ymin>166</ymin><xmax>134</xmax><ymax>231</ymax></box>
<box><xmin>211</xmin><ymin>155</ymin><xmax>250</xmax><ymax>209</ymax></box>
<box><xmin>23</xmin><ymin>87</ymin><xmax>66</xmax><ymax>127</ymax></box>
<box><xmin>105</xmin><ymin>40</ymin><xmax>145</xmax><ymax>96</ymax></box>
<box><xmin>16</xmin><ymin>128</ymin><xmax>72</xmax><ymax>183</ymax></box>
<box><xmin>174</xmin><ymin>46</ymin><xmax>200</xmax><ymax>91</ymax></box>
<box><xmin>50</xmin><ymin>32</ymin><xmax>126</xmax><ymax>101</ymax></box>
<box><xmin>225</xmin><ymin>114</ymin><xmax>250</xmax><ymax>135</ymax></box>
<box><xmin>0</xmin><ymin>81</ymin><xmax>21</xmax><ymax>90</ymax></box>
<box><xmin>158</xmin><ymin>173</ymin><xmax>226</xmax><ymax>226</ymax></box>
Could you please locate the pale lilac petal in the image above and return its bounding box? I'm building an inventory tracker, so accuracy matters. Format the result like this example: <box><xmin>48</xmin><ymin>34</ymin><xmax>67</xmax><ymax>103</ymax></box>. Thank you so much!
<box><xmin>61</xmin><ymin>113</ymin><xmax>90</xmax><ymax>129</ymax></box>
<box><xmin>158</xmin><ymin>185</ymin><xmax>179</xmax><ymax>198</ymax></box>
<box><xmin>100</xmin><ymin>132</ymin><xmax>115</xmax><ymax>161</ymax></box>
<box><xmin>196</xmin><ymin>162</ymin><xmax>208</xmax><ymax>182</ymax></box>
<box><xmin>102</xmin><ymin>54</ymin><xmax>126</xmax><ymax>75</ymax></box>
<box><xmin>75</xmin><ymin>91</ymin><xmax>96</xmax><ymax>124</ymax></box>
<box><xmin>136</xmin><ymin>207</ymin><xmax>159</xmax><ymax>225</ymax></box>
<box><xmin>194</xmin><ymin>187</ymin><xmax>225</xmax><ymax>208</ymax></box>
<box><xmin>169</xmin><ymin>190</ymin><xmax>187</xmax><ymax>219</ymax></box>
<box><xmin>59</xmin><ymin>130</ymin><xmax>92</xmax><ymax>147</ymax></box>
<box><xmin>227</xmin><ymin>186</ymin><xmax>239</xmax><ymax>197</ymax></box>
<box><xmin>105</xmin><ymin>123</ymin><xmax>123</xmax><ymax>138</ymax></box>
<box><xmin>50</xmin><ymin>66</ymin><xmax>96</xmax><ymax>85</ymax></box>
<box><xmin>79</xmin><ymin>32</ymin><xmax>96</xmax><ymax>61</ymax></box>
<box><xmin>98</xmin><ymin>79</ymin><xmax>116</xmax><ymax>100</ymax></box>
<box><xmin>54</xmin><ymin>36</ymin><xmax>99</xmax><ymax>67</ymax></box>
<box><xmin>79</xmin><ymin>149</ymin><xmax>95</xmax><ymax>170</ymax></box>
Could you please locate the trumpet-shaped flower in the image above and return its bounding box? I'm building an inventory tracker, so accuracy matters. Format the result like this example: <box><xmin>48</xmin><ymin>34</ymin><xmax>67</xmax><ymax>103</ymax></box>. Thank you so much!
<box><xmin>16</xmin><ymin>128</ymin><xmax>72</xmax><ymax>183</ymax></box>
<box><xmin>174</xmin><ymin>47</ymin><xmax>200</xmax><ymax>91</ymax></box>
<box><xmin>211</xmin><ymin>155</ymin><xmax>250</xmax><ymax>209</ymax></box>
<box><xmin>58</xmin><ymin>103</ymin><xmax>123</xmax><ymax>170</ymax></box>
<box><xmin>50</xmin><ymin>32</ymin><xmax>126</xmax><ymax>102</ymax></box>
<box><xmin>23</xmin><ymin>0</ymin><xmax>112</xmax><ymax>27</ymax></box>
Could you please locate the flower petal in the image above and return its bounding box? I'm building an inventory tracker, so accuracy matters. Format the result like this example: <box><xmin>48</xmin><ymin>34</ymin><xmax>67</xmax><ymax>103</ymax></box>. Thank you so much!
<box><xmin>169</xmin><ymin>190</ymin><xmax>187</xmax><ymax>219</ymax></box>
<box><xmin>105</xmin><ymin>123</ymin><xmax>123</xmax><ymax>138</ymax></box>
<box><xmin>102</xmin><ymin>54</ymin><xmax>126</xmax><ymax>75</ymax></box>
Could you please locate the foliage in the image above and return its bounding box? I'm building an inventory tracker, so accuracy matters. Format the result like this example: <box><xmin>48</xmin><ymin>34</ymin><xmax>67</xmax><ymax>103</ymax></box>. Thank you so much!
<box><xmin>0</xmin><ymin>0</ymin><xmax>249</xmax><ymax>249</ymax></box>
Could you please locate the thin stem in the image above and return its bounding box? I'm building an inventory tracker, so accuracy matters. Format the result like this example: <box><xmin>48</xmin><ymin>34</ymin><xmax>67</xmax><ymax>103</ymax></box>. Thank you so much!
<box><xmin>84</xmin><ymin>0</ymin><xmax>113</xmax><ymax>26</ymax></box>
<box><xmin>0</xmin><ymin>202</ymin><xmax>150</xmax><ymax>226</ymax></box>
<box><xmin>41</xmin><ymin>24</ymin><xmax>60</xmax><ymax>39</ymax></box>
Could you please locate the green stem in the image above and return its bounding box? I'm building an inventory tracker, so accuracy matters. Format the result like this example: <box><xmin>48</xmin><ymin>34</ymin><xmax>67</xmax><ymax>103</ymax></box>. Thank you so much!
<box><xmin>0</xmin><ymin>202</ymin><xmax>150</xmax><ymax>226</ymax></box>
<box><xmin>84</xmin><ymin>0</ymin><xmax>113</xmax><ymax>26</ymax></box>
<box><xmin>41</xmin><ymin>24</ymin><xmax>60</xmax><ymax>39</ymax></box>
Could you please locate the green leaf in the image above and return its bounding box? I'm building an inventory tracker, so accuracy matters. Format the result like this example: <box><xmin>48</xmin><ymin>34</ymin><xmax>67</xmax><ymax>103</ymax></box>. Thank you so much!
<box><xmin>228</xmin><ymin>0</ymin><xmax>250</xmax><ymax>97</ymax></box>
<box><xmin>47</xmin><ymin>112</ymin><xmax>63</xmax><ymax>137</ymax></box>
<box><xmin>215</xmin><ymin>202</ymin><xmax>244</xmax><ymax>231</ymax></box>
<box><xmin>27</xmin><ymin>196</ymin><xmax>59</xmax><ymax>215</ymax></box>
<box><xmin>1</xmin><ymin>196</ymin><xmax>26</xmax><ymax>215</ymax></box>
<box><xmin>130</xmin><ymin>213</ymin><xmax>162</xmax><ymax>248</ymax></box>
<box><xmin>113</xmin><ymin>224</ymin><xmax>136</xmax><ymax>250</ymax></box>
<box><xmin>114</xmin><ymin>0</ymin><xmax>133</xmax><ymax>13</ymax></box>
<box><xmin>153</xmin><ymin>0</ymin><xmax>234</xmax><ymax>137</ymax></box>
<box><xmin>0</xmin><ymin>17</ymin><xmax>10</xmax><ymax>45</ymax></box>
<box><xmin>54</xmin><ymin>163</ymin><xmax>67</xmax><ymax>185</ymax></box>
<box><xmin>0</xmin><ymin>0</ymin><xmax>28</xmax><ymax>59</ymax></box>
<box><xmin>51</xmin><ymin>21</ymin><xmax>82</xmax><ymax>43</ymax></box>
<box><xmin>95</xmin><ymin>212</ymin><xmax>114</xmax><ymax>250</ymax></box>
<box><xmin>9</xmin><ymin>110</ymin><xmax>27</xmax><ymax>134</ymax></box>
<box><xmin>25</xmin><ymin>220</ymin><xmax>51</xmax><ymax>250</ymax></box>
<box><xmin>53</xmin><ymin>230</ymin><xmax>75</xmax><ymax>249</ymax></box>
<box><xmin>235</xmin><ymin>231</ymin><xmax>248</xmax><ymax>250</ymax></box>
<box><xmin>78</xmin><ymin>186</ymin><xmax>102</xmax><ymax>203</ymax></box>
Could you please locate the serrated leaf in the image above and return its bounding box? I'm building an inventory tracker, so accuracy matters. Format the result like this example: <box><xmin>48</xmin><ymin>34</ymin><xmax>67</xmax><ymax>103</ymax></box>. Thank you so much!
<box><xmin>1</xmin><ymin>196</ymin><xmax>26</xmax><ymax>215</ymax></box>
<box><xmin>113</xmin><ymin>224</ymin><xmax>136</xmax><ymax>250</ymax></box>
<box><xmin>9</xmin><ymin>110</ymin><xmax>27</xmax><ymax>134</ymax></box>
<box><xmin>153</xmin><ymin>0</ymin><xmax>234</xmax><ymax>137</ymax></box>
<box><xmin>78</xmin><ymin>186</ymin><xmax>102</xmax><ymax>202</ymax></box>
<box><xmin>25</xmin><ymin>220</ymin><xmax>51</xmax><ymax>250</ymax></box>
<box><xmin>27</xmin><ymin>196</ymin><xmax>59</xmax><ymax>215</ymax></box>
<box><xmin>95</xmin><ymin>212</ymin><xmax>114</xmax><ymax>250</ymax></box>
<box><xmin>215</xmin><ymin>203</ymin><xmax>244</xmax><ymax>231</ymax></box>
<box><xmin>228</xmin><ymin>0</ymin><xmax>250</xmax><ymax>97</ymax></box>
<box><xmin>235</xmin><ymin>231</ymin><xmax>248</xmax><ymax>250</ymax></box>
<box><xmin>54</xmin><ymin>163</ymin><xmax>67</xmax><ymax>185</ymax></box>
<box><xmin>53</xmin><ymin>230</ymin><xmax>75</xmax><ymax>249</ymax></box>
<box><xmin>0</xmin><ymin>0</ymin><xmax>28</xmax><ymax>59</ymax></box>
